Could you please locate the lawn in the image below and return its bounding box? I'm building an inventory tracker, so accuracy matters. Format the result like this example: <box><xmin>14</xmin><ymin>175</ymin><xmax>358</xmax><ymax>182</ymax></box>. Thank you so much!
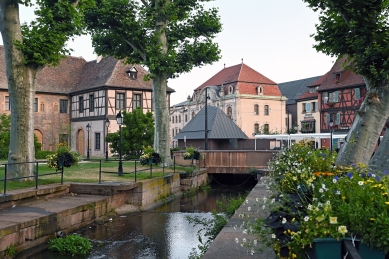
<box><xmin>0</xmin><ymin>159</ymin><xmax>194</xmax><ymax>193</ymax></box>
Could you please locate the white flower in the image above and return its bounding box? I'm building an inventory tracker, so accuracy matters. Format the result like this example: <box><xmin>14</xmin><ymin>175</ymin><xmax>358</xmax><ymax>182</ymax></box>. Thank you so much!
<box><xmin>307</xmin><ymin>204</ymin><xmax>313</xmax><ymax>210</ymax></box>
<box><xmin>318</xmin><ymin>202</ymin><xmax>323</xmax><ymax>207</ymax></box>
<box><xmin>304</xmin><ymin>216</ymin><xmax>310</xmax><ymax>222</ymax></box>
<box><xmin>234</xmin><ymin>225</ymin><xmax>237</xmax><ymax>230</ymax></box>
<box><xmin>271</xmin><ymin>198</ymin><xmax>275</xmax><ymax>204</ymax></box>
<box><xmin>319</xmin><ymin>188</ymin><xmax>324</xmax><ymax>193</ymax></box>
<box><xmin>243</xmin><ymin>238</ymin><xmax>247</xmax><ymax>243</ymax></box>
<box><xmin>358</xmin><ymin>181</ymin><xmax>364</xmax><ymax>186</ymax></box>
<box><xmin>322</xmin><ymin>183</ymin><xmax>326</xmax><ymax>189</ymax></box>
<box><xmin>246</xmin><ymin>199</ymin><xmax>249</xmax><ymax>204</ymax></box>
<box><xmin>248</xmin><ymin>207</ymin><xmax>251</xmax><ymax>211</ymax></box>
<box><xmin>282</xmin><ymin>217</ymin><xmax>287</xmax><ymax>224</ymax></box>
<box><xmin>254</xmin><ymin>240</ymin><xmax>258</xmax><ymax>246</ymax></box>
<box><xmin>235</xmin><ymin>238</ymin><xmax>239</xmax><ymax>243</ymax></box>
<box><xmin>262</xmin><ymin>205</ymin><xmax>266</xmax><ymax>210</ymax></box>
<box><xmin>333</xmin><ymin>179</ymin><xmax>337</xmax><ymax>183</ymax></box>
<box><xmin>255</xmin><ymin>198</ymin><xmax>259</xmax><ymax>202</ymax></box>
<box><xmin>263</xmin><ymin>197</ymin><xmax>268</xmax><ymax>202</ymax></box>
<box><xmin>243</xmin><ymin>229</ymin><xmax>248</xmax><ymax>234</ymax></box>
<box><xmin>251</xmin><ymin>249</ymin><xmax>255</xmax><ymax>255</ymax></box>
<box><xmin>271</xmin><ymin>234</ymin><xmax>276</xmax><ymax>238</ymax></box>
<box><xmin>326</xmin><ymin>201</ymin><xmax>331</xmax><ymax>205</ymax></box>
<box><xmin>336</xmin><ymin>190</ymin><xmax>341</xmax><ymax>195</ymax></box>
<box><xmin>338</xmin><ymin>225</ymin><xmax>348</xmax><ymax>235</ymax></box>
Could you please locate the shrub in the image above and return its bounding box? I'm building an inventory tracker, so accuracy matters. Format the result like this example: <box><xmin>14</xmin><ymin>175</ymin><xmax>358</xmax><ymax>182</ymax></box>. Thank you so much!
<box><xmin>48</xmin><ymin>233</ymin><xmax>92</xmax><ymax>257</ymax></box>
<box><xmin>36</xmin><ymin>150</ymin><xmax>55</xmax><ymax>159</ymax></box>
<box><xmin>47</xmin><ymin>142</ymin><xmax>81</xmax><ymax>170</ymax></box>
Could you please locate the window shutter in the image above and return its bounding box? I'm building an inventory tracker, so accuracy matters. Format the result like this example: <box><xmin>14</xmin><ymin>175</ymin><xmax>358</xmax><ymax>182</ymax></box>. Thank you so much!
<box><xmin>336</xmin><ymin>113</ymin><xmax>341</xmax><ymax>125</ymax></box>
<box><xmin>326</xmin><ymin>114</ymin><xmax>330</xmax><ymax>124</ymax></box>
<box><xmin>306</xmin><ymin>103</ymin><xmax>311</xmax><ymax>112</ymax></box>
<box><xmin>355</xmin><ymin>88</ymin><xmax>360</xmax><ymax>100</ymax></box>
<box><xmin>324</xmin><ymin>92</ymin><xmax>329</xmax><ymax>103</ymax></box>
<box><xmin>334</xmin><ymin>91</ymin><xmax>339</xmax><ymax>102</ymax></box>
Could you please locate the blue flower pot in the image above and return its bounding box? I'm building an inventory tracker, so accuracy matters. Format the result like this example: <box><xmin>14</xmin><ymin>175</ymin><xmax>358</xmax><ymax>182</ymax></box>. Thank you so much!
<box><xmin>313</xmin><ymin>238</ymin><xmax>342</xmax><ymax>259</ymax></box>
<box><xmin>359</xmin><ymin>243</ymin><xmax>386</xmax><ymax>259</ymax></box>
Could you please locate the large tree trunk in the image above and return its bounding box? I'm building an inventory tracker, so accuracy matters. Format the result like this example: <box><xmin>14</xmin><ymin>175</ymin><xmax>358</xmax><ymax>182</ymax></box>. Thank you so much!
<box><xmin>369</xmin><ymin>118</ymin><xmax>389</xmax><ymax>171</ymax></box>
<box><xmin>336</xmin><ymin>78</ymin><xmax>389</xmax><ymax>166</ymax></box>
<box><xmin>0</xmin><ymin>1</ymin><xmax>40</xmax><ymax>179</ymax></box>
<box><xmin>153</xmin><ymin>0</ymin><xmax>172</xmax><ymax>165</ymax></box>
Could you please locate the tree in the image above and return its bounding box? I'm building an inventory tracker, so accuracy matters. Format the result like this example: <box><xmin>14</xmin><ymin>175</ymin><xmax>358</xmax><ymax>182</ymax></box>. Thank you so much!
<box><xmin>0</xmin><ymin>0</ymin><xmax>92</xmax><ymax>179</ymax></box>
<box><xmin>84</xmin><ymin>0</ymin><xmax>222</xmax><ymax>164</ymax></box>
<box><xmin>106</xmin><ymin>108</ymin><xmax>154</xmax><ymax>160</ymax></box>
<box><xmin>303</xmin><ymin>0</ymin><xmax>389</xmax><ymax>166</ymax></box>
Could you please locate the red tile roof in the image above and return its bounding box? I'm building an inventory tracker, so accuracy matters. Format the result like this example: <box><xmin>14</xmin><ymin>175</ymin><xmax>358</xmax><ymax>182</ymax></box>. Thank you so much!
<box><xmin>195</xmin><ymin>63</ymin><xmax>280</xmax><ymax>96</ymax></box>
<box><xmin>297</xmin><ymin>88</ymin><xmax>318</xmax><ymax>101</ymax></box>
<box><xmin>317</xmin><ymin>58</ymin><xmax>365</xmax><ymax>91</ymax></box>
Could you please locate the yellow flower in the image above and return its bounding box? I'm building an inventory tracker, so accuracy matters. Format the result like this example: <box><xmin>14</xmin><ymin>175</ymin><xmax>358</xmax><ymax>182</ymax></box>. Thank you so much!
<box><xmin>385</xmin><ymin>202</ymin><xmax>389</xmax><ymax>205</ymax></box>
<box><xmin>329</xmin><ymin>217</ymin><xmax>338</xmax><ymax>224</ymax></box>
<box><xmin>316</xmin><ymin>215</ymin><xmax>325</xmax><ymax>222</ymax></box>
<box><xmin>342</xmin><ymin>196</ymin><xmax>346</xmax><ymax>200</ymax></box>
<box><xmin>370</xmin><ymin>218</ymin><xmax>376</xmax><ymax>221</ymax></box>
<box><xmin>338</xmin><ymin>225</ymin><xmax>348</xmax><ymax>235</ymax></box>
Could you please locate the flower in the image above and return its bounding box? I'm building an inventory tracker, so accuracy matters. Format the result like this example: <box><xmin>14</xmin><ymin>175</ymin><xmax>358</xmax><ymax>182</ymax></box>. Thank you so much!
<box><xmin>329</xmin><ymin>217</ymin><xmax>338</xmax><ymax>224</ymax></box>
<box><xmin>338</xmin><ymin>226</ymin><xmax>348</xmax><ymax>235</ymax></box>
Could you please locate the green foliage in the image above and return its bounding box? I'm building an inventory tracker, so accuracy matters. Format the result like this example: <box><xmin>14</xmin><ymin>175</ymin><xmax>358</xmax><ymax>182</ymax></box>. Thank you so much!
<box><xmin>303</xmin><ymin>0</ymin><xmax>389</xmax><ymax>86</ymax></box>
<box><xmin>84</xmin><ymin>0</ymin><xmax>222</xmax><ymax>79</ymax></box>
<box><xmin>35</xmin><ymin>150</ymin><xmax>55</xmax><ymax>159</ymax></box>
<box><xmin>48</xmin><ymin>233</ymin><xmax>92</xmax><ymax>257</ymax></box>
<box><xmin>0</xmin><ymin>114</ymin><xmax>42</xmax><ymax>159</ymax></box>
<box><xmin>0</xmin><ymin>114</ymin><xmax>11</xmax><ymax>159</ymax></box>
<box><xmin>4</xmin><ymin>244</ymin><xmax>16</xmax><ymax>258</ymax></box>
<box><xmin>106</xmin><ymin>108</ymin><xmax>154</xmax><ymax>159</ymax></box>
<box><xmin>47</xmin><ymin>142</ymin><xmax>81</xmax><ymax>169</ymax></box>
<box><xmin>216</xmin><ymin>194</ymin><xmax>245</xmax><ymax>217</ymax></box>
<box><xmin>15</xmin><ymin>0</ymin><xmax>94</xmax><ymax>66</ymax></box>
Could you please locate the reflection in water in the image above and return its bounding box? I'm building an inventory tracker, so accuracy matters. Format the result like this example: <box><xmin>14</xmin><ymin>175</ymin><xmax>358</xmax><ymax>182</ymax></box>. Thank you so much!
<box><xmin>18</xmin><ymin>179</ymin><xmax>256</xmax><ymax>259</ymax></box>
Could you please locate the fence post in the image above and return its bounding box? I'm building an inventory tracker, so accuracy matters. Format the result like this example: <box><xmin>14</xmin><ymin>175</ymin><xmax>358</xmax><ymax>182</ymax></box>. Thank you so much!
<box><xmin>99</xmin><ymin>160</ymin><xmax>102</xmax><ymax>184</ymax></box>
<box><xmin>35</xmin><ymin>161</ymin><xmax>39</xmax><ymax>189</ymax></box>
<box><xmin>4</xmin><ymin>164</ymin><xmax>7</xmax><ymax>195</ymax></box>
<box><xmin>150</xmin><ymin>161</ymin><xmax>152</xmax><ymax>179</ymax></box>
<box><xmin>135</xmin><ymin>160</ymin><xmax>137</xmax><ymax>182</ymax></box>
<box><xmin>61</xmin><ymin>164</ymin><xmax>64</xmax><ymax>185</ymax></box>
<box><xmin>174</xmin><ymin>156</ymin><xmax>175</xmax><ymax>174</ymax></box>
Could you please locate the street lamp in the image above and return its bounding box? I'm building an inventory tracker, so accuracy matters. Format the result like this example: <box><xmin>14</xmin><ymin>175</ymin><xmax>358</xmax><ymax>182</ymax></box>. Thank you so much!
<box><xmin>86</xmin><ymin>123</ymin><xmax>91</xmax><ymax>160</ymax></box>
<box><xmin>294</xmin><ymin>125</ymin><xmax>298</xmax><ymax>133</ymax></box>
<box><xmin>205</xmin><ymin>87</ymin><xmax>209</xmax><ymax>150</ymax></box>
<box><xmin>116</xmin><ymin>111</ymin><xmax>124</xmax><ymax>176</ymax></box>
<box><xmin>105</xmin><ymin>118</ymin><xmax>110</xmax><ymax>161</ymax></box>
<box><xmin>329</xmin><ymin>119</ymin><xmax>334</xmax><ymax>154</ymax></box>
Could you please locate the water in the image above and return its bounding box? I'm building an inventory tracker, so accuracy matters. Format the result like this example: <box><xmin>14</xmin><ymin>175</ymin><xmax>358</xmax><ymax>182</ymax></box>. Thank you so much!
<box><xmin>17</xmin><ymin>178</ymin><xmax>256</xmax><ymax>259</ymax></box>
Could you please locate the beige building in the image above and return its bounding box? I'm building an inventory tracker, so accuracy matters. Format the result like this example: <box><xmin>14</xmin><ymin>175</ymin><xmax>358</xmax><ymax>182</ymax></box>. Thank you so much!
<box><xmin>170</xmin><ymin>62</ymin><xmax>287</xmax><ymax>148</ymax></box>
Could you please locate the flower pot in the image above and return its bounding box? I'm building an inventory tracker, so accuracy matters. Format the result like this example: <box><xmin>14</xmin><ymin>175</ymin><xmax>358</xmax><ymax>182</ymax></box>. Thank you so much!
<box><xmin>184</xmin><ymin>155</ymin><xmax>194</xmax><ymax>160</ymax></box>
<box><xmin>359</xmin><ymin>243</ymin><xmax>386</xmax><ymax>259</ymax></box>
<box><xmin>313</xmin><ymin>238</ymin><xmax>342</xmax><ymax>259</ymax></box>
<box><xmin>148</xmin><ymin>158</ymin><xmax>153</xmax><ymax>165</ymax></box>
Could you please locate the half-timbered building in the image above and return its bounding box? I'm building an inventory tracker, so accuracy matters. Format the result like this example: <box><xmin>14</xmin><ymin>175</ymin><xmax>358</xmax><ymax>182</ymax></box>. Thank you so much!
<box><xmin>0</xmin><ymin>46</ymin><xmax>174</xmax><ymax>157</ymax></box>
<box><xmin>316</xmin><ymin>58</ymin><xmax>366</xmax><ymax>149</ymax></box>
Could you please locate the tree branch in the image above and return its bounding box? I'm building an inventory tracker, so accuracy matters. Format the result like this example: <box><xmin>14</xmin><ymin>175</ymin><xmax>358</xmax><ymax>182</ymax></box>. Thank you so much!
<box><xmin>122</xmin><ymin>36</ymin><xmax>147</xmax><ymax>62</ymax></box>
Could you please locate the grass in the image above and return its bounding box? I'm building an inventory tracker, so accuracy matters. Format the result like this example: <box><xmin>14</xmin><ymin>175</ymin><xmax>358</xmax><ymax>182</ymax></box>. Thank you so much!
<box><xmin>0</xmin><ymin>158</ymin><xmax>193</xmax><ymax>193</ymax></box>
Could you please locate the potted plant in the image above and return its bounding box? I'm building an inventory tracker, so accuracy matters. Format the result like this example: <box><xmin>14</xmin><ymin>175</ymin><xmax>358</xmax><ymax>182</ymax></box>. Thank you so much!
<box><xmin>140</xmin><ymin>146</ymin><xmax>161</xmax><ymax>165</ymax></box>
<box><xmin>237</xmin><ymin>141</ymin><xmax>389</xmax><ymax>259</ymax></box>
<box><xmin>183</xmin><ymin>146</ymin><xmax>201</xmax><ymax>160</ymax></box>
<box><xmin>47</xmin><ymin>142</ymin><xmax>81</xmax><ymax>171</ymax></box>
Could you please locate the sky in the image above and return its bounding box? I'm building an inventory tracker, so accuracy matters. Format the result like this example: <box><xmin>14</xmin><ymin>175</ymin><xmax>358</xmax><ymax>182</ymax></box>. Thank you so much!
<box><xmin>0</xmin><ymin>0</ymin><xmax>335</xmax><ymax>106</ymax></box>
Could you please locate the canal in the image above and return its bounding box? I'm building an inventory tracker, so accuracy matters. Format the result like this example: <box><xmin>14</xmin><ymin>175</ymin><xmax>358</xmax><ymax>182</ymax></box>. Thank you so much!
<box><xmin>17</xmin><ymin>176</ymin><xmax>257</xmax><ymax>259</ymax></box>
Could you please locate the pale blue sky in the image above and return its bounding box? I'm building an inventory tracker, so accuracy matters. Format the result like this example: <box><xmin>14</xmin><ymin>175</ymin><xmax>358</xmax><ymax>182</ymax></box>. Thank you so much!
<box><xmin>0</xmin><ymin>0</ymin><xmax>335</xmax><ymax>105</ymax></box>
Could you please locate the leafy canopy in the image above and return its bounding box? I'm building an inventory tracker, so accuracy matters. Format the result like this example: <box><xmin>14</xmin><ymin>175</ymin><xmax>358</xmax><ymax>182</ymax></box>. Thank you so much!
<box><xmin>16</xmin><ymin>0</ymin><xmax>93</xmax><ymax>66</ymax></box>
<box><xmin>84</xmin><ymin>0</ymin><xmax>222</xmax><ymax>79</ymax></box>
<box><xmin>303</xmin><ymin>0</ymin><xmax>389</xmax><ymax>85</ymax></box>
<box><xmin>106</xmin><ymin>108</ymin><xmax>154</xmax><ymax>159</ymax></box>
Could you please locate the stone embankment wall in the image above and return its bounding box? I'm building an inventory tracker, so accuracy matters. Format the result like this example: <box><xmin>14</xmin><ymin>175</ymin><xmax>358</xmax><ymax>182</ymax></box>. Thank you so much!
<box><xmin>0</xmin><ymin>171</ymin><xmax>209</xmax><ymax>257</ymax></box>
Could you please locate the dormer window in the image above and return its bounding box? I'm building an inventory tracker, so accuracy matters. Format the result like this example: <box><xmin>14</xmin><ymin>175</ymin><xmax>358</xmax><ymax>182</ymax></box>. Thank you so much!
<box><xmin>229</xmin><ymin>86</ymin><xmax>234</xmax><ymax>94</ymax></box>
<box><xmin>257</xmin><ymin>86</ymin><xmax>263</xmax><ymax>95</ymax></box>
<box><xmin>334</xmin><ymin>72</ymin><xmax>342</xmax><ymax>83</ymax></box>
<box><xmin>126</xmin><ymin>66</ymin><xmax>138</xmax><ymax>80</ymax></box>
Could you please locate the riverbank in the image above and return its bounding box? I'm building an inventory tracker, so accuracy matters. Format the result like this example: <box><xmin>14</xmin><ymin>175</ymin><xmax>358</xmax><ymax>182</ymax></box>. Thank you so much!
<box><xmin>0</xmin><ymin>170</ymin><xmax>209</xmax><ymax>258</ymax></box>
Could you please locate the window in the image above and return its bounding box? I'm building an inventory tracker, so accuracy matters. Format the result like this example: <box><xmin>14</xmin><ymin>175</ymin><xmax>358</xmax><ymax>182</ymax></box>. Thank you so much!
<box><xmin>89</xmin><ymin>94</ymin><xmax>95</xmax><ymax>112</ymax></box>
<box><xmin>60</xmin><ymin>100</ymin><xmax>68</xmax><ymax>113</ymax></box>
<box><xmin>175</xmin><ymin>116</ymin><xmax>177</xmax><ymax>123</ymax></box>
<box><xmin>227</xmin><ymin>107</ymin><xmax>232</xmax><ymax>119</ymax></box>
<box><xmin>172</xmin><ymin>116</ymin><xmax>174</xmax><ymax>123</ymax></box>
<box><xmin>336</xmin><ymin>113</ymin><xmax>341</xmax><ymax>125</ymax></box>
<box><xmin>192</xmin><ymin>111</ymin><xmax>195</xmax><ymax>119</ymax></box>
<box><xmin>306</xmin><ymin>103</ymin><xmax>311</xmax><ymax>113</ymax></box>
<box><xmin>335</xmin><ymin>72</ymin><xmax>342</xmax><ymax>83</ymax></box>
<box><xmin>34</xmin><ymin>98</ymin><xmax>38</xmax><ymax>112</ymax></box>
<box><xmin>309</xmin><ymin>87</ymin><xmax>317</xmax><ymax>93</ymax></box>
<box><xmin>264</xmin><ymin>105</ymin><xmax>269</xmax><ymax>115</ymax></box>
<box><xmin>185</xmin><ymin>114</ymin><xmax>188</xmax><ymax>122</ymax></box>
<box><xmin>59</xmin><ymin>134</ymin><xmax>68</xmax><ymax>144</ymax></box>
<box><xmin>172</xmin><ymin>129</ymin><xmax>174</xmax><ymax>137</ymax></box>
<box><xmin>116</xmin><ymin>93</ymin><xmax>125</xmax><ymax>109</ymax></box>
<box><xmin>254</xmin><ymin>123</ymin><xmax>259</xmax><ymax>134</ymax></box>
<box><xmin>257</xmin><ymin>86</ymin><xmax>263</xmax><ymax>95</ymax></box>
<box><xmin>264</xmin><ymin>124</ymin><xmax>269</xmax><ymax>134</ymax></box>
<box><xmin>5</xmin><ymin>96</ymin><xmax>10</xmax><ymax>111</ymax></box>
<box><xmin>179</xmin><ymin>116</ymin><xmax>181</xmax><ymax>123</ymax></box>
<box><xmin>40</xmin><ymin>102</ymin><xmax>45</xmax><ymax>112</ymax></box>
<box><xmin>355</xmin><ymin>88</ymin><xmax>361</xmax><ymax>100</ymax></box>
<box><xmin>326</xmin><ymin>113</ymin><xmax>331</xmax><ymax>124</ymax></box>
<box><xmin>133</xmin><ymin>94</ymin><xmax>141</xmax><ymax>109</ymax></box>
<box><xmin>95</xmin><ymin>133</ymin><xmax>101</xmax><ymax>149</ymax></box>
<box><xmin>254</xmin><ymin>104</ymin><xmax>259</xmax><ymax>115</ymax></box>
<box><xmin>301</xmin><ymin>122</ymin><xmax>315</xmax><ymax>133</ymax></box>
<box><xmin>79</xmin><ymin>97</ymin><xmax>84</xmax><ymax>113</ymax></box>
<box><xmin>126</xmin><ymin>66</ymin><xmax>138</xmax><ymax>80</ymax></box>
<box><xmin>53</xmin><ymin>102</ymin><xmax>59</xmax><ymax>113</ymax></box>
<box><xmin>329</xmin><ymin>91</ymin><xmax>339</xmax><ymax>103</ymax></box>
<box><xmin>312</xmin><ymin>102</ymin><xmax>318</xmax><ymax>112</ymax></box>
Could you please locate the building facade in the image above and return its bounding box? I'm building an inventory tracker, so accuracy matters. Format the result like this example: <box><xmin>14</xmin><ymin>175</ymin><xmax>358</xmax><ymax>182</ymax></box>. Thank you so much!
<box><xmin>0</xmin><ymin>46</ymin><xmax>173</xmax><ymax>157</ymax></box>
<box><xmin>170</xmin><ymin>63</ymin><xmax>287</xmax><ymax>147</ymax></box>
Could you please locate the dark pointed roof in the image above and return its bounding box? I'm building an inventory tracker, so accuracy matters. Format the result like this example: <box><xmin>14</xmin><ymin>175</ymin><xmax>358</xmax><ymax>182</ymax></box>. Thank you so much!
<box><xmin>317</xmin><ymin>57</ymin><xmax>365</xmax><ymax>91</ymax></box>
<box><xmin>278</xmin><ymin>76</ymin><xmax>322</xmax><ymax>105</ymax></box>
<box><xmin>173</xmin><ymin>106</ymin><xmax>248</xmax><ymax>140</ymax></box>
<box><xmin>195</xmin><ymin>63</ymin><xmax>281</xmax><ymax>97</ymax></box>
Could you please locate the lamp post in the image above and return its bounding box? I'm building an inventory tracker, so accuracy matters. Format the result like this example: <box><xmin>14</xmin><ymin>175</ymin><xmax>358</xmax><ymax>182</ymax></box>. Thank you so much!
<box><xmin>86</xmin><ymin>123</ymin><xmax>91</xmax><ymax>160</ymax></box>
<box><xmin>329</xmin><ymin>119</ymin><xmax>334</xmax><ymax>154</ymax></box>
<box><xmin>105</xmin><ymin>118</ymin><xmax>110</xmax><ymax>161</ymax></box>
<box><xmin>116</xmin><ymin>111</ymin><xmax>124</xmax><ymax>176</ymax></box>
<box><xmin>205</xmin><ymin>87</ymin><xmax>209</xmax><ymax>150</ymax></box>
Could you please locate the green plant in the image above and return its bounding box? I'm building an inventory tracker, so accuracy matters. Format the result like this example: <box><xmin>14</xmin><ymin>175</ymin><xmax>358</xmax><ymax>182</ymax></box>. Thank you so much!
<box><xmin>35</xmin><ymin>150</ymin><xmax>55</xmax><ymax>159</ymax></box>
<box><xmin>48</xmin><ymin>233</ymin><xmax>92</xmax><ymax>256</ymax></box>
<box><xmin>47</xmin><ymin>142</ymin><xmax>81</xmax><ymax>170</ymax></box>
<box><xmin>4</xmin><ymin>244</ymin><xmax>16</xmax><ymax>258</ymax></box>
